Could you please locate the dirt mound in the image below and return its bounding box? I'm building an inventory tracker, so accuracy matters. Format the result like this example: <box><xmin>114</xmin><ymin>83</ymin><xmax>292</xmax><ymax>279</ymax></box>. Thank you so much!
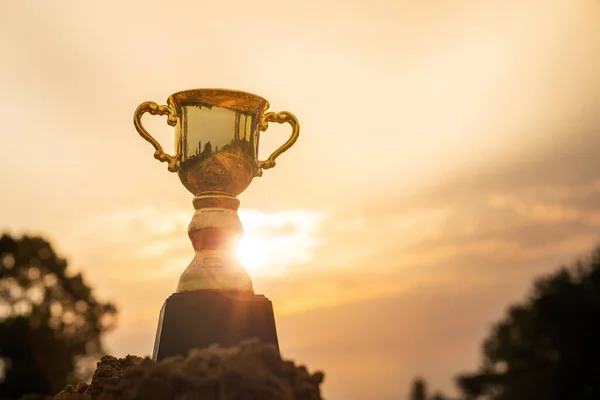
<box><xmin>52</xmin><ymin>341</ymin><xmax>324</xmax><ymax>400</ymax></box>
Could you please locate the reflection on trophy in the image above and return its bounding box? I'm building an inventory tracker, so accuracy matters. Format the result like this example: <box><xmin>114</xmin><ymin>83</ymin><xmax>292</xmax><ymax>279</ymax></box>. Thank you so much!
<box><xmin>133</xmin><ymin>89</ymin><xmax>299</xmax><ymax>360</ymax></box>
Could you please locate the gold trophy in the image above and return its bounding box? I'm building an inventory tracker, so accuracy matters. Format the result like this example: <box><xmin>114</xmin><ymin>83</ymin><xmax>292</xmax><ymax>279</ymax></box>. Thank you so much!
<box><xmin>133</xmin><ymin>89</ymin><xmax>298</xmax><ymax>359</ymax></box>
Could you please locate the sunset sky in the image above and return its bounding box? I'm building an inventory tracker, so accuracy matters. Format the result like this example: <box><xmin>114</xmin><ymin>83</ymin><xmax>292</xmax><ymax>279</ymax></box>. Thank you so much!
<box><xmin>1</xmin><ymin>0</ymin><xmax>599</xmax><ymax>398</ymax></box>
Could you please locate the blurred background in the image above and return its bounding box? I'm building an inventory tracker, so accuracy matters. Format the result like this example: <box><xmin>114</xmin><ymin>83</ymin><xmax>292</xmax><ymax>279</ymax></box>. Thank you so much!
<box><xmin>0</xmin><ymin>0</ymin><xmax>599</xmax><ymax>399</ymax></box>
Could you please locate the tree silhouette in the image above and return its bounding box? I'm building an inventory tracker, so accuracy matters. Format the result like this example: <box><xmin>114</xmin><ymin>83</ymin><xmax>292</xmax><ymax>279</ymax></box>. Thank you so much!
<box><xmin>202</xmin><ymin>141</ymin><xmax>213</xmax><ymax>156</ymax></box>
<box><xmin>456</xmin><ymin>246</ymin><xmax>600</xmax><ymax>400</ymax></box>
<box><xmin>411</xmin><ymin>378</ymin><xmax>427</xmax><ymax>400</ymax></box>
<box><xmin>410</xmin><ymin>377</ymin><xmax>451</xmax><ymax>400</ymax></box>
<box><xmin>0</xmin><ymin>233</ymin><xmax>117</xmax><ymax>400</ymax></box>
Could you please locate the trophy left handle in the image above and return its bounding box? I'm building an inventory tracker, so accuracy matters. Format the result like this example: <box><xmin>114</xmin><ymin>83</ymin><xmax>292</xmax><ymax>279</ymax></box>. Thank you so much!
<box><xmin>257</xmin><ymin>111</ymin><xmax>300</xmax><ymax>174</ymax></box>
<box><xmin>133</xmin><ymin>101</ymin><xmax>179</xmax><ymax>173</ymax></box>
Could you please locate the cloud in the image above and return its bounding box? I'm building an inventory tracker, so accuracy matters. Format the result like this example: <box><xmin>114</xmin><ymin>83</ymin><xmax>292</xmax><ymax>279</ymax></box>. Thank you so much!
<box><xmin>55</xmin><ymin>143</ymin><xmax>600</xmax><ymax>319</ymax></box>
<box><xmin>267</xmin><ymin>164</ymin><xmax>600</xmax><ymax>397</ymax></box>
<box><xmin>51</xmin><ymin>138</ymin><xmax>600</xmax><ymax>400</ymax></box>
<box><xmin>256</xmin><ymin>124</ymin><xmax>600</xmax><ymax>315</ymax></box>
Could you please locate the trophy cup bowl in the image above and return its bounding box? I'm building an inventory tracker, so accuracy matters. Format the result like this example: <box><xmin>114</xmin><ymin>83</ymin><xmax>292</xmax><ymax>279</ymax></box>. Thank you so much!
<box><xmin>134</xmin><ymin>89</ymin><xmax>299</xmax><ymax>197</ymax></box>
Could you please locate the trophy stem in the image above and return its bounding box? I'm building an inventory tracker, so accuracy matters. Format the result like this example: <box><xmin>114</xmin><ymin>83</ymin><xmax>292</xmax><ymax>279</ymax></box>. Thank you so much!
<box><xmin>154</xmin><ymin>193</ymin><xmax>278</xmax><ymax>362</ymax></box>
<box><xmin>176</xmin><ymin>194</ymin><xmax>254</xmax><ymax>293</ymax></box>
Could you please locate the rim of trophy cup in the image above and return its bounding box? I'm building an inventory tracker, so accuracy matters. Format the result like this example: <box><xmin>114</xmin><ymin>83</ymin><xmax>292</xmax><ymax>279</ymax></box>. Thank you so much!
<box><xmin>167</xmin><ymin>88</ymin><xmax>270</xmax><ymax>114</ymax></box>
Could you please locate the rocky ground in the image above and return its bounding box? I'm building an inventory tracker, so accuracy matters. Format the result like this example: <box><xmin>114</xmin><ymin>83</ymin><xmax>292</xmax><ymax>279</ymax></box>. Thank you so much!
<box><xmin>50</xmin><ymin>341</ymin><xmax>324</xmax><ymax>400</ymax></box>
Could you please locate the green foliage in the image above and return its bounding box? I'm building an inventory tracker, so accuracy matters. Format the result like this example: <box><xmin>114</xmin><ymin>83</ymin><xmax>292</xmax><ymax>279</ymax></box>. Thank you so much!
<box><xmin>0</xmin><ymin>233</ymin><xmax>117</xmax><ymax>400</ymax></box>
<box><xmin>456</xmin><ymin>246</ymin><xmax>600</xmax><ymax>400</ymax></box>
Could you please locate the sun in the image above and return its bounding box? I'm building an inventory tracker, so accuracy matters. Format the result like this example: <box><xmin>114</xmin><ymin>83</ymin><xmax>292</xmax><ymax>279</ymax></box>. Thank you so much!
<box><xmin>236</xmin><ymin>234</ymin><xmax>270</xmax><ymax>274</ymax></box>
<box><xmin>235</xmin><ymin>209</ymin><xmax>324</xmax><ymax>276</ymax></box>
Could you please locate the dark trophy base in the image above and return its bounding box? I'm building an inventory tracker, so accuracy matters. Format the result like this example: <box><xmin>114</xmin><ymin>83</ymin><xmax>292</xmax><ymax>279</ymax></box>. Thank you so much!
<box><xmin>152</xmin><ymin>290</ymin><xmax>279</xmax><ymax>361</ymax></box>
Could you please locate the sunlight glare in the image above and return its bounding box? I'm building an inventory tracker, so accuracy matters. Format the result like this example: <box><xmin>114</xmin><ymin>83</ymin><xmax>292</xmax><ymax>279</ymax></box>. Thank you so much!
<box><xmin>236</xmin><ymin>235</ymin><xmax>270</xmax><ymax>273</ymax></box>
<box><xmin>236</xmin><ymin>209</ymin><xmax>325</xmax><ymax>276</ymax></box>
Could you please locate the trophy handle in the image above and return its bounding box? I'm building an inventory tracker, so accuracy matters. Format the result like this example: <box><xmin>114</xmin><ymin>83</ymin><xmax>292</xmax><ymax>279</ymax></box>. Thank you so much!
<box><xmin>257</xmin><ymin>111</ymin><xmax>300</xmax><ymax>173</ymax></box>
<box><xmin>133</xmin><ymin>101</ymin><xmax>179</xmax><ymax>172</ymax></box>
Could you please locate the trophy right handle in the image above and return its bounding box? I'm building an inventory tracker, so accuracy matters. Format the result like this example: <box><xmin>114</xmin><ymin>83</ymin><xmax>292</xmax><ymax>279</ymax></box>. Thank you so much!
<box><xmin>133</xmin><ymin>101</ymin><xmax>179</xmax><ymax>172</ymax></box>
<box><xmin>257</xmin><ymin>111</ymin><xmax>300</xmax><ymax>174</ymax></box>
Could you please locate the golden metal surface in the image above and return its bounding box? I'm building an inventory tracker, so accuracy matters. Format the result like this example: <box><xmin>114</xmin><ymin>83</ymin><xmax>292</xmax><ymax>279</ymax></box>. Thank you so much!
<box><xmin>258</xmin><ymin>111</ymin><xmax>300</xmax><ymax>172</ymax></box>
<box><xmin>133</xmin><ymin>89</ymin><xmax>300</xmax><ymax>197</ymax></box>
<box><xmin>132</xmin><ymin>89</ymin><xmax>300</xmax><ymax>292</ymax></box>
<box><xmin>133</xmin><ymin>101</ymin><xmax>179</xmax><ymax>172</ymax></box>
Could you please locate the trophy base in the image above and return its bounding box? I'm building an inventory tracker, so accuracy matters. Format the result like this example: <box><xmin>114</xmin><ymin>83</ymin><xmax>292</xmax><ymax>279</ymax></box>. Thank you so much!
<box><xmin>152</xmin><ymin>290</ymin><xmax>279</xmax><ymax>361</ymax></box>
